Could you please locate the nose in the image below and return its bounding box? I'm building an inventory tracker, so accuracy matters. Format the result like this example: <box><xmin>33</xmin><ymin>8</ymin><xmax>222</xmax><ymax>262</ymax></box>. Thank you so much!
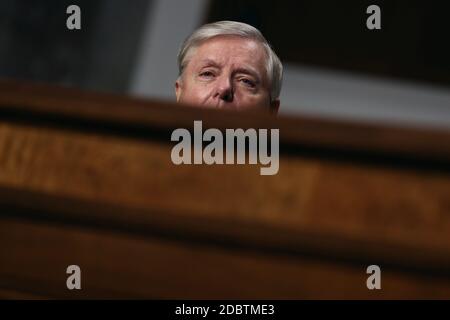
<box><xmin>214</xmin><ymin>76</ymin><xmax>234</xmax><ymax>102</ymax></box>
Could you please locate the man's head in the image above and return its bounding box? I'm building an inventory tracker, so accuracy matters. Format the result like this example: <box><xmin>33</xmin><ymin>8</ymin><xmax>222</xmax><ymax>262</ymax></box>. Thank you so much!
<box><xmin>175</xmin><ymin>21</ymin><xmax>283</xmax><ymax>113</ymax></box>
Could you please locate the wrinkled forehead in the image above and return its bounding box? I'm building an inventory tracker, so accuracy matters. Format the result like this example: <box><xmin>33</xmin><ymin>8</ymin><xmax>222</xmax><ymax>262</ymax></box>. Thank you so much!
<box><xmin>184</xmin><ymin>36</ymin><xmax>269</xmax><ymax>80</ymax></box>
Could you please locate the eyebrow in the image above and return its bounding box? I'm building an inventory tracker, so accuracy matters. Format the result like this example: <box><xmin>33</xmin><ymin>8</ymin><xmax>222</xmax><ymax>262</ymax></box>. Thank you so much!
<box><xmin>198</xmin><ymin>59</ymin><xmax>261</xmax><ymax>82</ymax></box>
<box><xmin>198</xmin><ymin>59</ymin><xmax>221</xmax><ymax>69</ymax></box>
<box><xmin>233</xmin><ymin>67</ymin><xmax>261</xmax><ymax>83</ymax></box>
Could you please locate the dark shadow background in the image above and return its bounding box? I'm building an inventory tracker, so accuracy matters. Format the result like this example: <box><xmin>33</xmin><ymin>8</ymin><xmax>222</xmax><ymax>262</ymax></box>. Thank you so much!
<box><xmin>0</xmin><ymin>0</ymin><xmax>150</xmax><ymax>92</ymax></box>
<box><xmin>0</xmin><ymin>0</ymin><xmax>449</xmax><ymax>96</ymax></box>
<box><xmin>207</xmin><ymin>0</ymin><xmax>450</xmax><ymax>89</ymax></box>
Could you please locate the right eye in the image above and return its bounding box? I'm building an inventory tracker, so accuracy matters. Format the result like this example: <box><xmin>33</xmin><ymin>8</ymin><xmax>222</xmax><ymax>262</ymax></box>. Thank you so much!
<box><xmin>199</xmin><ymin>71</ymin><xmax>215</xmax><ymax>78</ymax></box>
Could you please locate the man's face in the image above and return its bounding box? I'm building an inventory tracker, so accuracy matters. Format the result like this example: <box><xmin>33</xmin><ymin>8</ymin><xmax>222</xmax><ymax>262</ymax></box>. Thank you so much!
<box><xmin>175</xmin><ymin>35</ymin><xmax>279</xmax><ymax>112</ymax></box>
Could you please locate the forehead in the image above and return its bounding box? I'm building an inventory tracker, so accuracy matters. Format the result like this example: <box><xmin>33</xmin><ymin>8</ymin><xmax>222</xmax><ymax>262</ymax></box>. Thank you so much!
<box><xmin>189</xmin><ymin>36</ymin><xmax>267</xmax><ymax>74</ymax></box>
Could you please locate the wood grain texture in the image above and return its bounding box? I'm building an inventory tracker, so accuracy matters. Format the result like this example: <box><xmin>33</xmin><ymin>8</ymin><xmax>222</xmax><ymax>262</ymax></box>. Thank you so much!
<box><xmin>0</xmin><ymin>80</ymin><xmax>449</xmax><ymax>298</ymax></box>
<box><xmin>0</xmin><ymin>80</ymin><xmax>449</xmax><ymax>163</ymax></box>
<box><xmin>2</xmin><ymin>218</ymin><xmax>450</xmax><ymax>299</ymax></box>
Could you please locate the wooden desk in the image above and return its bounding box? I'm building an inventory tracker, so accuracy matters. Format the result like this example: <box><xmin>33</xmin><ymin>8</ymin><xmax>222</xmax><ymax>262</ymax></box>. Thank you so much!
<box><xmin>0</xmin><ymin>80</ymin><xmax>449</xmax><ymax>299</ymax></box>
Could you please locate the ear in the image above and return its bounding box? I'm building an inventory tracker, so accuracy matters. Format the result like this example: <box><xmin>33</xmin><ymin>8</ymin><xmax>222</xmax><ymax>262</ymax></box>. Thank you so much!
<box><xmin>270</xmin><ymin>99</ymin><xmax>280</xmax><ymax>115</ymax></box>
<box><xmin>175</xmin><ymin>79</ymin><xmax>182</xmax><ymax>102</ymax></box>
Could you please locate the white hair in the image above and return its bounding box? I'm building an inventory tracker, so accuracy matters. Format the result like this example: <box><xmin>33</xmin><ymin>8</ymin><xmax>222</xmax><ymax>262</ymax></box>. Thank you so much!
<box><xmin>177</xmin><ymin>20</ymin><xmax>283</xmax><ymax>102</ymax></box>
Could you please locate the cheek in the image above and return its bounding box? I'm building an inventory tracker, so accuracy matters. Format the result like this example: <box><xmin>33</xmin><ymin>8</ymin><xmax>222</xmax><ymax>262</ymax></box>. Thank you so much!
<box><xmin>235</xmin><ymin>89</ymin><xmax>270</xmax><ymax>106</ymax></box>
<box><xmin>183</xmin><ymin>80</ymin><xmax>213</xmax><ymax>101</ymax></box>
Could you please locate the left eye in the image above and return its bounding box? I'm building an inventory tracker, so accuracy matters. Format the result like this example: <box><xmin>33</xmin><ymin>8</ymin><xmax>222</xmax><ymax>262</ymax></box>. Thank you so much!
<box><xmin>200</xmin><ymin>71</ymin><xmax>214</xmax><ymax>77</ymax></box>
<box><xmin>240</xmin><ymin>78</ymin><xmax>255</xmax><ymax>87</ymax></box>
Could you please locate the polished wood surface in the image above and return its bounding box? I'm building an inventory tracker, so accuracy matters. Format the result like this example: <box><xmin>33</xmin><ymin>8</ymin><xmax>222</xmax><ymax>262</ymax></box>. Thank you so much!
<box><xmin>0</xmin><ymin>80</ymin><xmax>449</xmax><ymax>299</ymax></box>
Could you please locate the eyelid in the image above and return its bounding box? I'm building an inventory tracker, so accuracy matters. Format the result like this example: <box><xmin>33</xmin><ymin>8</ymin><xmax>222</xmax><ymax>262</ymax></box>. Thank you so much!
<box><xmin>235</xmin><ymin>68</ymin><xmax>260</xmax><ymax>81</ymax></box>
<box><xmin>199</xmin><ymin>67</ymin><xmax>217</xmax><ymax>75</ymax></box>
<box><xmin>237</xmin><ymin>76</ymin><xmax>257</xmax><ymax>88</ymax></box>
<box><xmin>198</xmin><ymin>70</ymin><xmax>216</xmax><ymax>79</ymax></box>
